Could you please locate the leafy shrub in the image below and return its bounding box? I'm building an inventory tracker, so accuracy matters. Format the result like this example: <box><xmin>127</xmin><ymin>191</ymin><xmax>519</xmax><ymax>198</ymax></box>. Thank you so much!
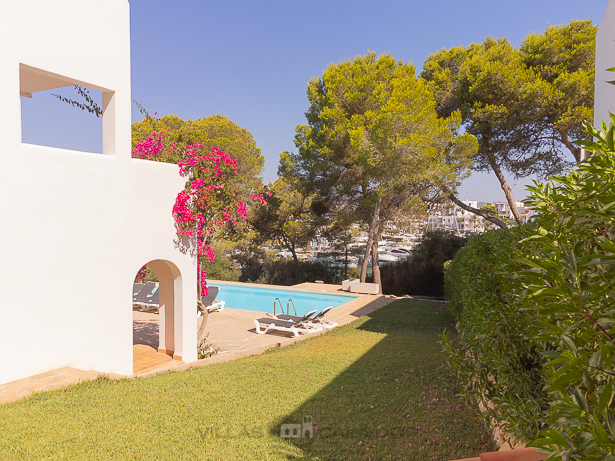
<box><xmin>346</xmin><ymin>266</ymin><xmax>361</xmax><ymax>280</ymax></box>
<box><xmin>381</xmin><ymin>230</ymin><xmax>468</xmax><ymax>296</ymax></box>
<box><xmin>197</xmin><ymin>333</ymin><xmax>220</xmax><ymax>359</ymax></box>
<box><xmin>253</xmin><ymin>259</ymin><xmax>343</xmax><ymax>286</ymax></box>
<box><xmin>138</xmin><ymin>267</ymin><xmax>159</xmax><ymax>283</ymax></box>
<box><xmin>202</xmin><ymin>253</ymin><xmax>241</xmax><ymax>282</ymax></box>
<box><xmin>519</xmin><ymin>123</ymin><xmax>615</xmax><ymax>459</ymax></box>
<box><xmin>443</xmin><ymin>121</ymin><xmax>615</xmax><ymax>458</ymax></box>
<box><xmin>442</xmin><ymin>227</ymin><xmax>548</xmax><ymax>442</ymax></box>
<box><xmin>445</xmin><ymin>228</ymin><xmax>520</xmax><ymax>322</ymax></box>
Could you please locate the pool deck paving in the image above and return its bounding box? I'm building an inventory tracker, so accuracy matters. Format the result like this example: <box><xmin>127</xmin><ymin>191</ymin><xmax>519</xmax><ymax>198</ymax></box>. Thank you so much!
<box><xmin>0</xmin><ymin>282</ymin><xmax>394</xmax><ymax>404</ymax></box>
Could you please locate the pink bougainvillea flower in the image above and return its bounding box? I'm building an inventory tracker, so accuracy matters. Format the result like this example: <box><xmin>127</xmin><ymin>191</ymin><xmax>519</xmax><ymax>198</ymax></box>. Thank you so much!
<box><xmin>136</xmin><ymin>142</ymin><xmax>270</xmax><ymax>297</ymax></box>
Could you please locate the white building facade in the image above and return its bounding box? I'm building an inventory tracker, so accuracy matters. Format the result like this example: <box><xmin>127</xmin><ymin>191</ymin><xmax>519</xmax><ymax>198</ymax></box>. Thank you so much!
<box><xmin>0</xmin><ymin>0</ymin><xmax>197</xmax><ymax>385</ymax></box>
<box><xmin>595</xmin><ymin>1</ymin><xmax>615</xmax><ymax>131</ymax></box>
<box><xmin>427</xmin><ymin>200</ymin><xmax>485</xmax><ymax>234</ymax></box>
<box><xmin>492</xmin><ymin>201</ymin><xmax>535</xmax><ymax>223</ymax></box>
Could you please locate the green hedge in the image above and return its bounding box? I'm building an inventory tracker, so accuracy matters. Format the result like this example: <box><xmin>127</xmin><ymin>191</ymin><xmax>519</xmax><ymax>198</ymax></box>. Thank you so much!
<box><xmin>381</xmin><ymin>230</ymin><xmax>468</xmax><ymax>296</ymax></box>
<box><xmin>445</xmin><ymin>228</ymin><xmax>519</xmax><ymax>322</ymax></box>
<box><xmin>252</xmin><ymin>259</ymin><xmax>356</xmax><ymax>286</ymax></box>
<box><xmin>442</xmin><ymin>226</ymin><xmax>548</xmax><ymax>442</ymax></box>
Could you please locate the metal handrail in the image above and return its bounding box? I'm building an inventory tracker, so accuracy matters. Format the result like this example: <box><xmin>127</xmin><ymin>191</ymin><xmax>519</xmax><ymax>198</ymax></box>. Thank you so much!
<box><xmin>287</xmin><ymin>299</ymin><xmax>297</xmax><ymax>316</ymax></box>
<box><xmin>273</xmin><ymin>297</ymin><xmax>284</xmax><ymax>316</ymax></box>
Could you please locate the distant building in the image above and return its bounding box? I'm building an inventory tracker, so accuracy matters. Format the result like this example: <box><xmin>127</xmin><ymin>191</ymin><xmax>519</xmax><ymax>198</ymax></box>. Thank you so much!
<box><xmin>427</xmin><ymin>200</ymin><xmax>485</xmax><ymax>234</ymax></box>
<box><xmin>493</xmin><ymin>201</ymin><xmax>536</xmax><ymax>222</ymax></box>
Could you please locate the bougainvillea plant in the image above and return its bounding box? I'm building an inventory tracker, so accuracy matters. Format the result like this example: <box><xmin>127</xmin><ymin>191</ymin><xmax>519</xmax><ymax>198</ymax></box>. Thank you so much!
<box><xmin>50</xmin><ymin>91</ymin><xmax>265</xmax><ymax>297</ymax></box>
<box><xmin>132</xmin><ymin>123</ymin><xmax>269</xmax><ymax>297</ymax></box>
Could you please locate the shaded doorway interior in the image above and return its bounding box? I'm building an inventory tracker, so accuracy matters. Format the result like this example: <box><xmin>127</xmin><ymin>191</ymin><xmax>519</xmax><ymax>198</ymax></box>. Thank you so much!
<box><xmin>132</xmin><ymin>260</ymin><xmax>184</xmax><ymax>375</ymax></box>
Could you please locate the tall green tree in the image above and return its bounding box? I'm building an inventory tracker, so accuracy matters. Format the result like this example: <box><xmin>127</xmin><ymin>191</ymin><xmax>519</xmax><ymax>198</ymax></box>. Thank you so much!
<box><xmin>249</xmin><ymin>173</ymin><xmax>317</xmax><ymax>263</ymax></box>
<box><xmin>132</xmin><ymin>114</ymin><xmax>264</xmax><ymax>186</ymax></box>
<box><xmin>131</xmin><ymin>114</ymin><xmax>267</xmax><ymax>287</ymax></box>
<box><xmin>521</xmin><ymin>20</ymin><xmax>596</xmax><ymax>163</ymax></box>
<box><xmin>281</xmin><ymin>51</ymin><xmax>476</xmax><ymax>291</ymax></box>
<box><xmin>421</xmin><ymin>20</ymin><xmax>596</xmax><ymax>225</ymax></box>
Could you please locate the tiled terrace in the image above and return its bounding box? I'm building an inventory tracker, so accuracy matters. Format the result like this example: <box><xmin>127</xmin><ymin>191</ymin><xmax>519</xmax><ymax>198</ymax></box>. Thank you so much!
<box><xmin>0</xmin><ymin>282</ymin><xmax>392</xmax><ymax>404</ymax></box>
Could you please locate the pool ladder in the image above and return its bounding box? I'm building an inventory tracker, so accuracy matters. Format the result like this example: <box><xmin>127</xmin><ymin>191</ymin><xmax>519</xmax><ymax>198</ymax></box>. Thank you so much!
<box><xmin>273</xmin><ymin>297</ymin><xmax>297</xmax><ymax>316</ymax></box>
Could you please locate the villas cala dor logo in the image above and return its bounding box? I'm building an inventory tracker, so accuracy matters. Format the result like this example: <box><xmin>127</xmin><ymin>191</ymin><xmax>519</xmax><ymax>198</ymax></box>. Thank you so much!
<box><xmin>280</xmin><ymin>415</ymin><xmax>314</xmax><ymax>439</ymax></box>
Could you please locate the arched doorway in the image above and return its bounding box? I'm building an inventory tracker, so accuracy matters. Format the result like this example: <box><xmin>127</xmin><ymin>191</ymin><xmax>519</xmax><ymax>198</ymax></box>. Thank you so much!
<box><xmin>132</xmin><ymin>259</ymin><xmax>184</xmax><ymax>375</ymax></box>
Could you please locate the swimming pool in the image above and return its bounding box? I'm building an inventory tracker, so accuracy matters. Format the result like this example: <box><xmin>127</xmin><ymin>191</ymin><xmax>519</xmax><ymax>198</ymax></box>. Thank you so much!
<box><xmin>210</xmin><ymin>283</ymin><xmax>358</xmax><ymax>316</ymax></box>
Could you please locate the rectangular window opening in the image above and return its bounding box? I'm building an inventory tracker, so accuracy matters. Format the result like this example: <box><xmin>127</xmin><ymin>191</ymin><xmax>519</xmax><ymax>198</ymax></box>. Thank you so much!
<box><xmin>20</xmin><ymin>64</ymin><xmax>105</xmax><ymax>154</ymax></box>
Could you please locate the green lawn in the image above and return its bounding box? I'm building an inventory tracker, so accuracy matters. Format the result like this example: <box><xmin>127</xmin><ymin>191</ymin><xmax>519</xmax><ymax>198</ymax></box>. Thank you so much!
<box><xmin>0</xmin><ymin>300</ymin><xmax>496</xmax><ymax>460</ymax></box>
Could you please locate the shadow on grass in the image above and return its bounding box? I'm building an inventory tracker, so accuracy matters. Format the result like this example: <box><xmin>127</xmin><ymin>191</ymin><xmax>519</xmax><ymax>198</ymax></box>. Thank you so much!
<box><xmin>270</xmin><ymin>299</ymin><xmax>497</xmax><ymax>460</ymax></box>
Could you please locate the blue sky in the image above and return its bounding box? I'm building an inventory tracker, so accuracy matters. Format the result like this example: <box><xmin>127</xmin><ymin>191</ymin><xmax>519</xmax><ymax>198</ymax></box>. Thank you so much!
<box><xmin>22</xmin><ymin>0</ymin><xmax>607</xmax><ymax>203</ymax></box>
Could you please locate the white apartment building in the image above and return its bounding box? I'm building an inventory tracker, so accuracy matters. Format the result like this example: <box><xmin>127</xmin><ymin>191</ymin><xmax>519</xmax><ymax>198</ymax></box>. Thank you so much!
<box><xmin>493</xmin><ymin>202</ymin><xmax>536</xmax><ymax>222</ymax></box>
<box><xmin>427</xmin><ymin>200</ymin><xmax>485</xmax><ymax>234</ymax></box>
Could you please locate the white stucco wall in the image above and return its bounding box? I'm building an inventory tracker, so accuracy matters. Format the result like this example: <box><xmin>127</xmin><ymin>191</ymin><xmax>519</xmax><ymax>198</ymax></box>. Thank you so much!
<box><xmin>595</xmin><ymin>0</ymin><xmax>615</xmax><ymax>128</ymax></box>
<box><xmin>0</xmin><ymin>0</ymin><xmax>197</xmax><ymax>385</ymax></box>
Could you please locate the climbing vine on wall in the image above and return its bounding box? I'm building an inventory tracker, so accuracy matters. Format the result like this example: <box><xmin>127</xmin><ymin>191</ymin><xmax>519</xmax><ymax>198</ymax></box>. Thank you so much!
<box><xmin>132</xmin><ymin>124</ymin><xmax>269</xmax><ymax>296</ymax></box>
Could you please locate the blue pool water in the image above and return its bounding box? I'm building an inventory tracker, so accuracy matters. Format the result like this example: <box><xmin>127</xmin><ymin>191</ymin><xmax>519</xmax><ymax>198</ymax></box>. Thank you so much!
<box><xmin>211</xmin><ymin>283</ymin><xmax>358</xmax><ymax>316</ymax></box>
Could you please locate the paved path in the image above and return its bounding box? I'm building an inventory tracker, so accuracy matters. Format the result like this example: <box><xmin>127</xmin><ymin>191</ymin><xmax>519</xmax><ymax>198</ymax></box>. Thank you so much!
<box><xmin>154</xmin><ymin>285</ymin><xmax>393</xmax><ymax>377</ymax></box>
<box><xmin>1</xmin><ymin>282</ymin><xmax>394</xmax><ymax>402</ymax></box>
<box><xmin>0</xmin><ymin>368</ymin><xmax>102</xmax><ymax>404</ymax></box>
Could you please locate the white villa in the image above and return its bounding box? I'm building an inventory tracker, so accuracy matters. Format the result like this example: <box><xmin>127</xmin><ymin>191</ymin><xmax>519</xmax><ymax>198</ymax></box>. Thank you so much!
<box><xmin>0</xmin><ymin>0</ymin><xmax>197</xmax><ymax>386</ymax></box>
<box><xmin>0</xmin><ymin>0</ymin><xmax>614</xmax><ymax>389</ymax></box>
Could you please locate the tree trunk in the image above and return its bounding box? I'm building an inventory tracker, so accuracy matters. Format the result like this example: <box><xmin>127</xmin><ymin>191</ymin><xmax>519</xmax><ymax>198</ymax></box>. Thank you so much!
<box><xmin>360</xmin><ymin>199</ymin><xmax>381</xmax><ymax>282</ymax></box>
<box><xmin>560</xmin><ymin>132</ymin><xmax>583</xmax><ymax>163</ymax></box>
<box><xmin>196</xmin><ymin>301</ymin><xmax>209</xmax><ymax>343</ymax></box>
<box><xmin>442</xmin><ymin>189</ymin><xmax>509</xmax><ymax>229</ymax></box>
<box><xmin>197</xmin><ymin>234</ymin><xmax>205</xmax><ymax>299</ymax></box>
<box><xmin>282</xmin><ymin>235</ymin><xmax>299</xmax><ymax>263</ymax></box>
<box><xmin>371</xmin><ymin>225</ymin><xmax>383</xmax><ymax>293</ymax></box>
<box><xmin>485</xmin><ymin>148</ymin><xmax>522</xmax><ymax>225</ymax></box>
<box><xmin>344</xmin><ymin>246</ymin><xmax>348</xmax><ymax>280</ymax></box>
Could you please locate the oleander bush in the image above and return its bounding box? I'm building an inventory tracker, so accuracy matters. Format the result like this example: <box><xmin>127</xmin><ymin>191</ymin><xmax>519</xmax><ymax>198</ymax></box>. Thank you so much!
<box><xmin>443</xmin><ymin>120</ymin><xmax>615</xmax><ymax>459</ymax></box>
<box><xmin>521</xmin><ymin>122</ymin><xmax>615</xmax><ymax>459</ymax></box>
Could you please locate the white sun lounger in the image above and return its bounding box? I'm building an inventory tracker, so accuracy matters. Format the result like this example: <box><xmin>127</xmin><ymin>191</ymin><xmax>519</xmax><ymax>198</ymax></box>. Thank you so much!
<box><xmin>200</xmin><ymin>285</ymin><xmax>225</xmax><ymax>313</ymax></box>
<box><xmin>277</xmin><ymin>307</ymin><xmax>338</xmax><ymax>330</ymax></box>
<box><xmin>133</xmin><ymin>282</ymin><xmax>160</xmax><ymax>312</ymax></box>
<box><xmin>254</xmin><ymin>310</ymin><xmax>321</xmax><ymax>337</ymax></box>
<box><xmin>307</xmin><ymin>306</ymin><xmax>338</xmax><ymax>329</ymax></box>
